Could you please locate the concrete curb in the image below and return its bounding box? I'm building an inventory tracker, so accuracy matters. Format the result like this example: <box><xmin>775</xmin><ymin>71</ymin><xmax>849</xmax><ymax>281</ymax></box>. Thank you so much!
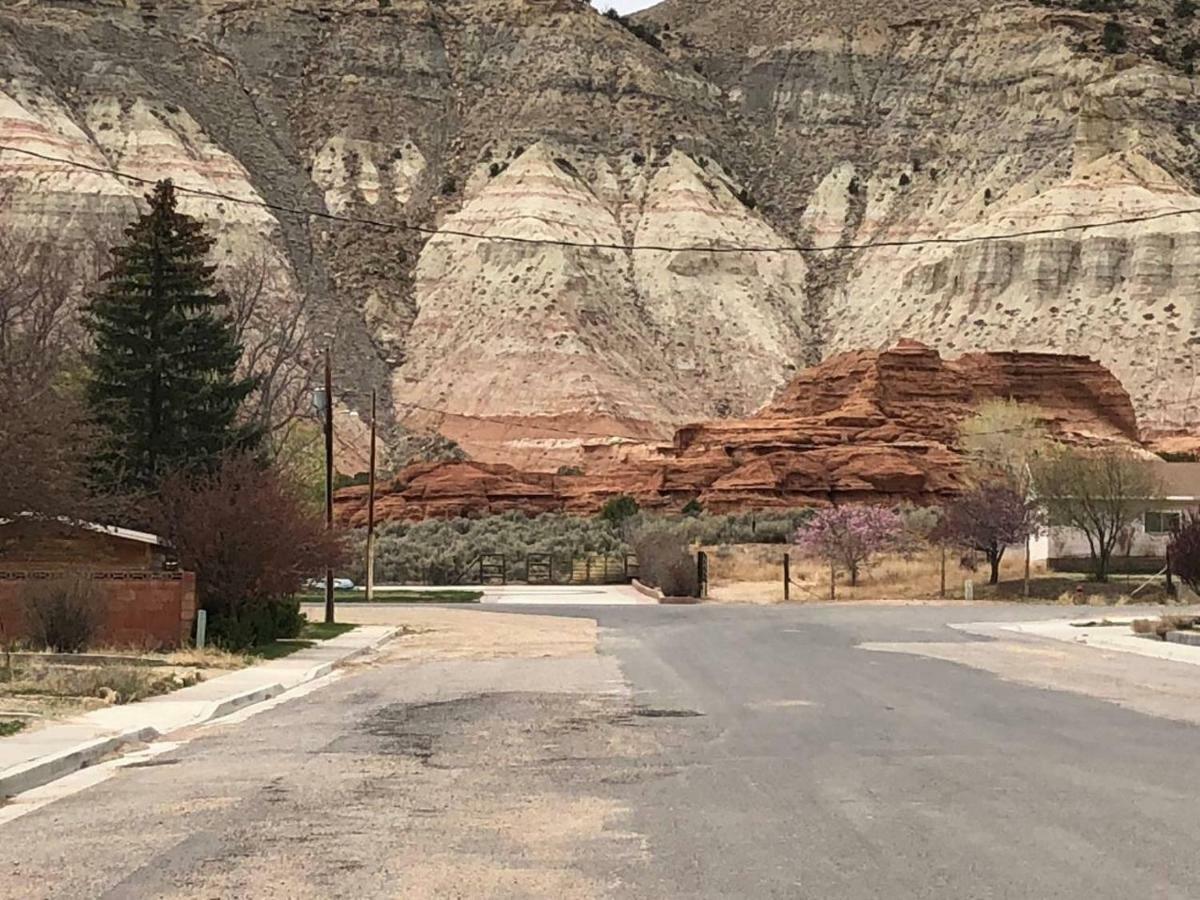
<box><xmin>0</xmin><ymin>626</ymin><xmax>401</xmax><ymax>799</ymax></box>
<box><xmin>0</xmin><ymin>726</ymin><xmax>160</xmax><ymax>799</ymax></box>
<box><xmin>630</xmin><ymin>579</ymin><xmax>665</xmax><ymax>601</ymax></box>
<box><xmin>204</xmin><ymin>684</ymin><xmax>287</xmax><ymax>722</ymax></box>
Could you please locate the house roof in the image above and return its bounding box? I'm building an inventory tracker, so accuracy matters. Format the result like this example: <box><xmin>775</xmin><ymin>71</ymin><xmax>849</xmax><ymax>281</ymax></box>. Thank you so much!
<box><xmin>0</xmin><ymin>514</ymin><xmax>170</xmax><ymax>548</ymax></box>
<box><xmin>1154</xmin><ymin>461</ymin><xmax>1200</xmax><ymax>502</ymax></box>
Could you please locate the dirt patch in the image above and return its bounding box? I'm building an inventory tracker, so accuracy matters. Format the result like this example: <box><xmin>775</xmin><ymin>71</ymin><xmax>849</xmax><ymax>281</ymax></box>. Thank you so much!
<box><xmin>317</xmin><ymin>606</ymin><xmax>598</xmax><ymax>663</ymax></box>
<box><xmin>155</xmin><ymin>693</ymin><xmax>664</xmax><ymax>899</ymax></box>
<box><xmin>704</xmin><ymin>544</ymin><xmax>1171</xmax><ymax>605</ymax></box>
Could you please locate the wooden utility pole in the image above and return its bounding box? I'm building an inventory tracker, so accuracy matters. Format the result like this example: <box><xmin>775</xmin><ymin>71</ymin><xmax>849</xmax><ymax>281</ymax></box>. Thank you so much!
<box><xmin>783</xmin><ymin>553</ymin><xmax>791</xmax><ymax>603</ymax></box>
<box><xmin>366</xmin><ymin>389</ymin><xmax>377</xmax><ymax>603</ymax></box>
<box><xmin>940</xmin><ymin>544</ymin><xmax>947</xmax><ymax>598</ymax></box>
<box><xmin>323</xmin><ymin>347</ymin><xmax>335</xmax><ymax>625</ymax></box>
<box><xmin>829</xmin><ymin>560</ymin><xmax>836</xmax><ymax>603</ymax></box>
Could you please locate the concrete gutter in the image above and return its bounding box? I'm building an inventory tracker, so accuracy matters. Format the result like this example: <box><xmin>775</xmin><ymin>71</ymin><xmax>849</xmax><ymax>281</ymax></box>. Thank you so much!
<box><xmin>0</xmin><ymin>625</ymin><xmax>399</xmax><ymax>799</ymax></box>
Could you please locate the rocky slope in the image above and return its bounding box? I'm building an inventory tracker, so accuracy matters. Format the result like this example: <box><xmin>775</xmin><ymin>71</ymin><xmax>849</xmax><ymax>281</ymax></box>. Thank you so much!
<box><xmin>334</xmin><ymin>341</ymin><xmax>1142</xmax><ymax>523</ymax></box>
<box><xmin>2</xmin><ymin>0</ymin><xmax>1200</xmax><ymax>466</ymax></box>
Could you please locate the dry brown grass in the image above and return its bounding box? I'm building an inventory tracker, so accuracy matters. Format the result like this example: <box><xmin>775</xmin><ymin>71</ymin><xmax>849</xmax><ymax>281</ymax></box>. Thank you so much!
<box><xmin>705</xmin><ymin>544</ymin><xmax>1045</xmax><ymax>604</ymax></box>
<box><xmin>162</xmin><ymin>647</ymin><xmax>249</xmax><ymax>669</ymax></box>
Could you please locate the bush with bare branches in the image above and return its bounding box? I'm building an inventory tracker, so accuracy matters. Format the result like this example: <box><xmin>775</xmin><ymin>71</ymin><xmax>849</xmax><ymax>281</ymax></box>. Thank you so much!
<box><xmin>148</xmin><ymin>455</ymin><xmax>346</xmax><ymax>648</ymax></box>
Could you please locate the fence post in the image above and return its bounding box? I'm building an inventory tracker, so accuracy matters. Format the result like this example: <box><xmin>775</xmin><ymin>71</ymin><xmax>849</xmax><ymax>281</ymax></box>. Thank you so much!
<box><xmin>829</xmin><ymin>561</ymin><xmax>836</xmax><ymax>602</ymax></box>
<box><xmin>964</xmin><ymin>579</ymin><xmax>975</xmax><ymax>602</ymax></box>
<box><xmin>1167</xmin><ymin>547</ymin><xmax>1175</xmax><ymax>597</ymax></box>
<box><xmin>697</xmin><ymin>550</ymin><xmax>708</xmax><ymax>600</ymax></box>
<box><xmin>783</xmin><ymin>553</ymin><xmax>790</xmax><ymax>602</ymax></box>
<box><xmin>940</xmin><ymin>545</ymin><xmax>947</xmax><ymax>598</ymax></box>
<box><xmin>195</xmin><ymin>609</ymin><xmax>207</xmax><ymax>649</ymax></box>
<box><xmin>1023</xmin><ymin>534</ymin><xmax>1031</xmax><ymax>598</ymax></box>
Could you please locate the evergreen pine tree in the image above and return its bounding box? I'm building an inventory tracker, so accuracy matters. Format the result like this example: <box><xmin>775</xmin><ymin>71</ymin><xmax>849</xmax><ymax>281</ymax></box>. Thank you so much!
<box><xmin>84</xmin><ymin>180</ymin><xmax>259</xmax><ymax>495</ymax></box>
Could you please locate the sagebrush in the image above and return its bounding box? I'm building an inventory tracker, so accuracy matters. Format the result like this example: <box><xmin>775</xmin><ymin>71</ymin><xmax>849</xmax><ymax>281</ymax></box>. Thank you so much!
<box><xmin>23</xmin><ymin>576</ymin><xmax>103</xmax><ymax>653</ymax></box>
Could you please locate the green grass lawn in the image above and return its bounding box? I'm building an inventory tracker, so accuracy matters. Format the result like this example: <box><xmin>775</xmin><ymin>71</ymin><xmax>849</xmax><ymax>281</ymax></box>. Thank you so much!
<box><xmin>250</xmin><ymin>621</ymin><xmax>359</xmax><ymax>660</ymax></box>
<box><xmin>296</xmin><ymin>589</ymin><xmax>482</xmax><ymax>604</ymax></box>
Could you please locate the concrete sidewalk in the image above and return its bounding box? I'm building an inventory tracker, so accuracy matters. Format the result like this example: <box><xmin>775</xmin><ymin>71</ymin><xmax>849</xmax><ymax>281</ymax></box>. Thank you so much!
<box><xmin>0</xmin><ymin>625</ymin><xmax>398</xmax><ymax>798</ymax></box>
<box><xmin>952</xmin><ymin>611</ymin><xmax>1200</xmax><ymax>667</ymax></box>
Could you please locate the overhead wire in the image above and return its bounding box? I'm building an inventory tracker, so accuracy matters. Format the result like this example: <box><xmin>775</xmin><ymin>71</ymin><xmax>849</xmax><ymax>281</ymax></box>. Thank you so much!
<box><xmin>6</xmin><ymin>144</ymin><xmax>1194</xmax><ymax>443</ymax></box>
<box><xmin>5</xmin><ymin>143</ymin><xmax>1200</xmax><ymax>254</ymax></box>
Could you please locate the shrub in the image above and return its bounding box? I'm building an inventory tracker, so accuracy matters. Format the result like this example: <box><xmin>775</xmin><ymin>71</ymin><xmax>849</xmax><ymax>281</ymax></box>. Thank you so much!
<box><xmin>630</xmin><ymin>520</ymin><xmax>698</xmax><ymax>597</ymax></box>
<box><xmin>1168</xmin><ymin>512</ymin><xmax>1200</xmax><ymax>593</ymax></box>
<box><xmin>208</xmin><ymin>597</ymin><xmax>303</xmax><ymax>649</ymax></box>
<box><xmin>357</xmin><ymin>508</ymin><xmax>820</xmax><ymax>586</ymax></box>
<box><xmin>602</xmin><ymin>8</ymin><xmax>663</xmax><ymax>49</ymax></box>
<box><xmin>23</xmin><ymin>576</ymin><xmax>103</xmax><ymax>653</ymax></box>
<box><xmin>148</xmin><ymin>455</ymin><xmax>345</xmax><ymax>649</ymax></box>
<box><xmin>600</xmin><ymin>495</ymin><xmax>640</xmax><ymax>528</ymax></box>
<box><xmin>1133</xmin><ymin>615</ymin><xmax>1199</xmax><ymax>640</ymax></box>
<box><xmin>1102</xmin><ymin>19</ymin><xmax>1127</xmax><ymax>53</ymax></box>
<box><xmin>1131</xmin><ymin>618</ymin><xmax>1155</xmax><ymax>635</ymax></box>
<box><xmin>365</xmin><ymin>511</ymin><xmax>628</xmax><ymax>585</ymax></box>
<box><xmin>1178</xmin><ymin>0</ymin><xmax>1196</xmax><ymax>18</ymax></box>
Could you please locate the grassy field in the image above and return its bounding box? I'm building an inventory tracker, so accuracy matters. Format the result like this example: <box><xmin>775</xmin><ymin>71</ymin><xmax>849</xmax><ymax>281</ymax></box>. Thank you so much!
<box><xmin>251</xmin><ymin>621</ymin><xmax>358</xmax><ymax>660</ymax></box>
<box><xmin>296</xmin><ymin>589</ymin><xmax>482</xmax><ymax>604</ymax></box>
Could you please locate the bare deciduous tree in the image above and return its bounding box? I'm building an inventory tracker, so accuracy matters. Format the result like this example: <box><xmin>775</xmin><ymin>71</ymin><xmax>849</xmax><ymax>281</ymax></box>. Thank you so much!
<box><xmin>0</xmin><ymin>222</ymin><xmax>97</xmax><ymax>522</ymax></box>
<box><xmin>220</xmin><ymin>254</ymin><xmax>316</xmax><ymax>461</ymax></box>
<box><xmin>1033</xmin><ymin>446</ymin><xmax>1161</xmax><ymax>582</ymax></box>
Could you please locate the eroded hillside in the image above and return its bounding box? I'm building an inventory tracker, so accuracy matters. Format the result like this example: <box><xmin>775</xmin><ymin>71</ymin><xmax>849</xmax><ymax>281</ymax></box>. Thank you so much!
<box><xmin>2</xmin><ymin>0</ymin><xmax>1198</xmax><ymax>467</ymax></box>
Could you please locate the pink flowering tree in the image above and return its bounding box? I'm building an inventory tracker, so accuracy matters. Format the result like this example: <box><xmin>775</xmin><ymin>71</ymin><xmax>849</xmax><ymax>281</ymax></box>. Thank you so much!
<box><xmin>794</xmin><ymin>506</ymin><xmax>906</xmax><ymax>587</ymax></box>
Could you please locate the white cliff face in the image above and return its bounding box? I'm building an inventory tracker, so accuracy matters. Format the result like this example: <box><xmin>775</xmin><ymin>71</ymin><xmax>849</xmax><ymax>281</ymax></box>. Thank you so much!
<box><xmin>311</xmin><ymin>135</ymin><xmax>428</xmax><ymax>213</ymax></box>
<box><xmin>632</xmin><ymin>151</ymin><xmax>810</xmax><ymax>417</ymax></box>
<box><xmin>829</xmin><ymin>150</ymin><xmax>1200</xmax><ymax>432</ymax></box>
<box><xmin>5</xmin><ymin>0</ymin><xmax>1200</xmax><ymax>467</ymax></box>
<box><xmin>0</xmin><ymin>82</ymin><xmax>287</xmax><ymax>271</ymax></box>
<box><xmin>393</xmin><ymin>143</ymin><xmax>681</xmax><ymax>460</ymax></box>
<box><xmin>393</xmin><ymin>143</ymin><xmax>813</xmax><ymax>461</ymax></box>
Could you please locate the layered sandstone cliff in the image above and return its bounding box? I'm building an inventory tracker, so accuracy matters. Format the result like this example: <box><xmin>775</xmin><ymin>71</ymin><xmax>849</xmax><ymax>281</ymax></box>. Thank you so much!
<box><xmin>334</xmin><ymin>342</ymin><xmax>1143</xmax><ymax>524</ymax></box>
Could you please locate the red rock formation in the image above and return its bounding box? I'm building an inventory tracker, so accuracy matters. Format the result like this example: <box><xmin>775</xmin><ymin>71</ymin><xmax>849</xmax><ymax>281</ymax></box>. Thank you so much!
<box><xmin>335</xmin><ymin>342</ymin><xmax>1143</xmax><ymax>525</ymax></box>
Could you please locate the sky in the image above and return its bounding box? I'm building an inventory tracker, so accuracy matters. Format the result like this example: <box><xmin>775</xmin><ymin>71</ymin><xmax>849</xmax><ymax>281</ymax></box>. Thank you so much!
<box><xmin>591</xmin><ymin>0</ymin><xmax>658</xmax><ymax>13</ymax></box>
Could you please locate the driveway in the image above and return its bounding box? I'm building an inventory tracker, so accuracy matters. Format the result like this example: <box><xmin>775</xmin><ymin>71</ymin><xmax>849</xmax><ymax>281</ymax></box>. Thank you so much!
<box><xmin>2</xmin><ymin>602</ymin><xmax>1198</xmax><ymax>898</ymax></box>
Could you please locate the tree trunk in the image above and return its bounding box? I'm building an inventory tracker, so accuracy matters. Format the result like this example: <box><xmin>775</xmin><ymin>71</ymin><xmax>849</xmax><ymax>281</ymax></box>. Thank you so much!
<box><xmin>988</xmin><ymin>546</ymin><xmax>1005</xmax><ymax>585</ymax></box>
<box><xmin>849</xmin><ymin>562</ymin><xmax>859</xmax><ymax>587</ymax></box>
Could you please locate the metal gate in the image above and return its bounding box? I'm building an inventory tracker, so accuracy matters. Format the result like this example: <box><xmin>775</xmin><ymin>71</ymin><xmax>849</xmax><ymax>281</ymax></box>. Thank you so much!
<box><xmin>478</xmin><ymin>554</ymin><xmax>507</xmax><ymax>585</ymax></box>
<box><xmin>526</xmin><ymin>553</ymin><xmax>553</xmax><ymax>585</ymax></box>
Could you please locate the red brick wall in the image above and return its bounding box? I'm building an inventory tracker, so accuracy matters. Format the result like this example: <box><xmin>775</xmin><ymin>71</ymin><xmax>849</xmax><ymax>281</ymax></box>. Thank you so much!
<box><xmin>0</xmin><ymin>571</ymin><xmax>196</xmax><ymax>650</ymax></box>
<box><xmin>0</xmin><ymin>523</ymin><xmax>163</xmax><ymax>571</ymax></box>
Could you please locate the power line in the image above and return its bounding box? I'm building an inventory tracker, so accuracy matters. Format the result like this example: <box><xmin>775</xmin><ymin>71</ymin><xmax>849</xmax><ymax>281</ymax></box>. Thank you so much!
<box><xmin>4</xmin><ymin>143</ymin><xmax>1200</xmax><ymax>254</ymax></box>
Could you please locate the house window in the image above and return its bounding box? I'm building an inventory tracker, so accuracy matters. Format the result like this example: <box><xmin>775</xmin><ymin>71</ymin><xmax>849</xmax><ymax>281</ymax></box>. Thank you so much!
<box><xmin>1144</xmin><ymin>511</ymin><xmax>1182</xmax><ymax>535</ymax></box>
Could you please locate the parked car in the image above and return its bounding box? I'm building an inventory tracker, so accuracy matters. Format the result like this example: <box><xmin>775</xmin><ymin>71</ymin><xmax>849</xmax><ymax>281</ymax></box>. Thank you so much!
<box><xmin>305</xmin><ymin>577</ymin><xmax>357</xmax><ymax>591</ymax></box>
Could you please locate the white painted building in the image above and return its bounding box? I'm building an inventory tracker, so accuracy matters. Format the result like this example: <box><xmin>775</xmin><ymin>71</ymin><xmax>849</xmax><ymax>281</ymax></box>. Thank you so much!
<box><xmin>1046</xmin><ymin>462</ymin><xmax>1200</xmax><ymax>573</ymax></box>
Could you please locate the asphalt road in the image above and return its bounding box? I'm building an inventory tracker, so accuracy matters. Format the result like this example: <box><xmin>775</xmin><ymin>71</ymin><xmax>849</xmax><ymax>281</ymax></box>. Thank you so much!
<box><xmin>2</xmin><ymin>603</ymin><xmax>1199</xmax><ymax>899</ymax></box>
